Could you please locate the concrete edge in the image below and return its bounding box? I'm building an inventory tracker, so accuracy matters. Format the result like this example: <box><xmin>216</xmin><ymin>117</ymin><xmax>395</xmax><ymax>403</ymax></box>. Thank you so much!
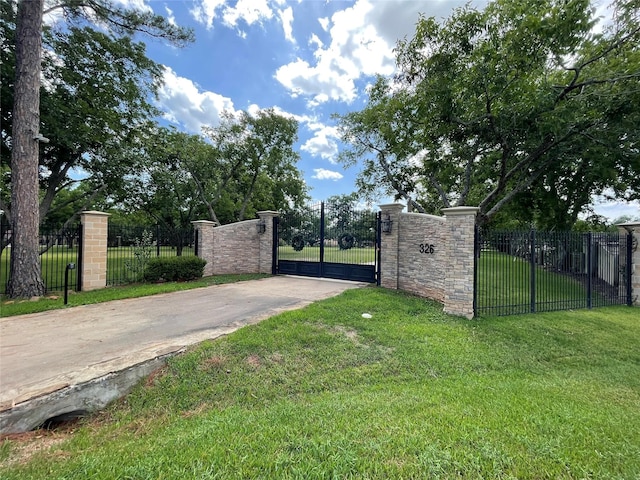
<box><xmin>0</xmin><ymin>349</ymin><xmax>183</xmax><ymax>435</ymax></box>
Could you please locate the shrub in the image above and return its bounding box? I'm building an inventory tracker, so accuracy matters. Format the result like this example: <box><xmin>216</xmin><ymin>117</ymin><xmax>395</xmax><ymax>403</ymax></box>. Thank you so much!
<box><xmin>143</xmin><ymin>256</ymin><xmax>206</xmax><ymax>283</ymax></box>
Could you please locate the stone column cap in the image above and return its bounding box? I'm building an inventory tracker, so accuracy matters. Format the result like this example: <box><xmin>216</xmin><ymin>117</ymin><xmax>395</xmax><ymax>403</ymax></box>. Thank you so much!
<box><xmin>442</xmin><ymin>206</ymin><xmax>479</xmax><ymax>216</ymax></box>
<box><xmin>191</xmin><ymin>220</ymin><xmax>217</xmax><ymax>226</ymax></box>
<box><xmin>379</xmin><ymin>203</ymin><xmax>405</xmax><ymax>212</ymax></box>
<box><xmin>257</xmin><ymin>210</ymin><xmax>280</xmax><ymax>217</ymax></box>
<box><xmin>80</xmin><ymin>210</ymin><xmax>111</xmax><ymax>217</ymax></box>
<box><xmin>617</xmin><ymin>222</ymin><xmax>640</xmax><ymax>230</ymax></box>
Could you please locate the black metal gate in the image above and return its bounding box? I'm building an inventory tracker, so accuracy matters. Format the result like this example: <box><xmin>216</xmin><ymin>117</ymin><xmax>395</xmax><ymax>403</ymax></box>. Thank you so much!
<box><xmin>274</xmin><ymin>201</ymin><xmax>380</xmax><ymax>283</ymax></box>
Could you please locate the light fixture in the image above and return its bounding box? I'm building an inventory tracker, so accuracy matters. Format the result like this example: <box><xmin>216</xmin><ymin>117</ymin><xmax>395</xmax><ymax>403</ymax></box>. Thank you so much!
<box><xmin>257</xmin><ymin>219</ymin><xmax>266</xmax><ymax>235</ymax></box>
<box><xmin>381</xmin><ymin>214</ymin><xmax>393</xmax><ymax>234</ymax></box>
<box><xmin>64</xmin><ymin>263</ymin><xmax>76</xmax><ymax>305</ymax></box>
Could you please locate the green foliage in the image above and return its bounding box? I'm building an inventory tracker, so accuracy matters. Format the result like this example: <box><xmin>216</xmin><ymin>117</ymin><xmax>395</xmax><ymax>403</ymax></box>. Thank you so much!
<box><xmin>143</xmin><ymin>256</ymin><xmax>206</xmax><ymax>283</ymax></box>
<box><xmin>337</xmin><ymin>0</ymin><xmax>640</xmax><ymax>230</ymax></box>
<box><xmin>2</xmin><ymin>290</ymin><xmax>639</xmax><ymax>478</ymax></box>
<box><xmin>117</xmin><ymin>111</ymin><xmax>309</xmax><ymax>229</ymax></box>
<box><xmin>124</xmin><ymin>230</ymin><xmax>154</xmax><ymax>282</ymax></box>
<box><xmin>0</xmin><ymin>0</ymin><xmax>192</xmax><ymax>225</ymax></box>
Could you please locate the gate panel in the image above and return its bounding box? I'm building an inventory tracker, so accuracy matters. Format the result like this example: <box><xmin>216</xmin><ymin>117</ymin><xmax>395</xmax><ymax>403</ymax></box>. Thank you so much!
<box><xmin>276</xmin><ymin>201</ymin><xmax>378</xmax><ymax>283</ymax></box>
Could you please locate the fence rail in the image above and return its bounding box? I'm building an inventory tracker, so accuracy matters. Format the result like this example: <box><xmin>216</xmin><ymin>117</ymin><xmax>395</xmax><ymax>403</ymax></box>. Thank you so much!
<box><xmin>475</xmin><ymin>228</ymin><xmax>632</xmax><ymax>316</ymax></box>
<box><xmin>107</xmin><ymin>224</ymin><xmax>195</xmax><ymax>286</ymax></box>
<box><xmin>1</xmin><ymin>220</ymin><xmax>81</xmax><ymax>295</ymax></box>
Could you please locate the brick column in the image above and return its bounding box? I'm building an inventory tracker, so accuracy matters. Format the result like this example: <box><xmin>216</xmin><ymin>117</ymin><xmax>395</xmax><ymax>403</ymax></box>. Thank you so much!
<box><xmin>379</xmin><ymin>203</ymin><xmax>404</xmax><ymax>290</ymax></box>
<box><xmin>192</xmin><ymin>220</ymin><xmax>217</xmax><ymax>277</ymax></box>
<box><xmin>80</xmin><ymin>211</ymin><xmax>110</xmax><ymax>291</ymax></box>
<box><xmin>618</xmin><ymin>222</ymin><xmax>640</xmax><ymax>307</ymax></box>
<box><xmin>257</xmin><ymin>211</ymin><xmax>279</xmax><ymax>274</ymax></box>
<box><xmin>442</xmin><ymin>207</ymin><xmax>479</xmax><ymax>319</ymax></box>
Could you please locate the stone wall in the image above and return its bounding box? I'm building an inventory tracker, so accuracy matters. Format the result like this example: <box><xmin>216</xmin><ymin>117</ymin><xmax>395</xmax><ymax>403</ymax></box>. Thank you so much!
<box><xmin>379</xmin><ymin>204</ymin><xmax>478</xmax><ymax>319</ymax></box>
<box><xmin>397</xmin><ymin>212</ymin><xmax>446</xmax><ymax>302</ymax></box>
<box><xmin>193</xmin><ymin>211</ymin><xmax>277</xmax><ymax>277</ymax></box>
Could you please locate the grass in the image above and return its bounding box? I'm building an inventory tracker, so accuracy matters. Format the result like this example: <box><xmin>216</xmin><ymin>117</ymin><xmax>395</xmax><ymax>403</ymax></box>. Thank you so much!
<box><xmin>277</xmin><ymin>245</ymin><xmax>376</xmax><ymax>264</ymax></box>
<box><xmin>1</xmin><ymin>287</ymin><xmax>638</xmax><ymax>479</ymax></box>
<box><xmin>476</xmin><ymin>251</ymin><xmax>612</xmax><ymax>315</ymax></box>
<box><xmin>0</xmin><ymin>245</ymin><xmax>197</xmax><ymax>293</ymax></box>
<box><xmin>0</xmin><ymin>273</ymin><xmax>268</xmax><ymax>317</ymax></box>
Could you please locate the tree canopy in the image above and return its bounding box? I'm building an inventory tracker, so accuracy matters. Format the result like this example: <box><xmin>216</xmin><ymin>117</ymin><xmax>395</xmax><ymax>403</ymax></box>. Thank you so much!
<box><xmin>116</xmin><ymin>111</ymin><xmax>308</xmax><ymax>228</ymax></box>
<box><xmin>337</xmin><ymin>0</ymin><xmax>639</xmax><ymax>229</ymax></box>
<box><xmin>3</xmin><ymin>0</ymin><xmax>192</xmax><ymax>297</ymax></box>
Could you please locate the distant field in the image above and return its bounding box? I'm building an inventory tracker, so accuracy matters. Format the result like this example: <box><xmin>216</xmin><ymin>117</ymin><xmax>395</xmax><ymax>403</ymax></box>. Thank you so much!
<box><xmin>277</xmin><ymin>245</ymin><xmax>376</xmax><ymax>264</ymax></box>
<box><xmin>0</xmin><ymin>245</ymin><xmax>195</xmax><ymax>294</ymax></box>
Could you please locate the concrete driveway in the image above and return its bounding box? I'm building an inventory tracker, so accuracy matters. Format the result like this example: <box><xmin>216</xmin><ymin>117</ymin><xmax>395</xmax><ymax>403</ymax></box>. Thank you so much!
<box><xmin>0</xmin><ymin>276</ymin><xmax>365</xmax><ymax>414</ymax></box>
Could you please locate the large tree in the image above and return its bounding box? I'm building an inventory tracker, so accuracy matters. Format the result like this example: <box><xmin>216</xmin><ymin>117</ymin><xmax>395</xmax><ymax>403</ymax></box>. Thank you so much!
<box><xmin>118</xmin><ymin>115</ymin><xmax>308</xmax><ymax>229</ymax></box>
<box><xmin>197</xmin><ymin>108</ymin><xmax>307</xmax><ymax>224</ymax></box>
<box><xmin>337</xmin><ymin>0</ymin><xmax>639</xmax><ymax>229</ymax></box>
<box><xmin>7</xmin><ymin>0</ymin><xmax>45</xmax><ymax>297</ymax></box>
<box><xmin>3</xmin><ymin>0</ymin><xmax>192</xmax><ymax>297</ymax></box>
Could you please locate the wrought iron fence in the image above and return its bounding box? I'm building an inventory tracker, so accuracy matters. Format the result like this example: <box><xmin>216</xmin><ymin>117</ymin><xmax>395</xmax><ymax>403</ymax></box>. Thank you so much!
<box><xmin>107</xmin><ymin>224</ymin><xmax>196</xmax><ymax>286</ymax></box>
<box><xmin>474</xmin><ymin>228</ymin><xmax>632</xmax><ymax>316</ymax></box>
<box><xmin>0</xmin><ymin>219</ymin><xmax>81</xmax><ymax>295</ymax></box>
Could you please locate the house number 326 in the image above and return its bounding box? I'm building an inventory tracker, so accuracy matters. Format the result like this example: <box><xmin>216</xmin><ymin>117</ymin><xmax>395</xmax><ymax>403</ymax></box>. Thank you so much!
<box><xmin>419</xmin><ymin>244</ymin><xmax>435</xmax><ymax>254</ymax></box>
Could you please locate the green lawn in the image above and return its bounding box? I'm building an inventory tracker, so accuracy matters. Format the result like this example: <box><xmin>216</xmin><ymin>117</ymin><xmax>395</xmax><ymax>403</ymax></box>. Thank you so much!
<box><xmin>277</xmin><ymin>245</ymin><xmax>376</xmax><ymax>264</ymax></box>
<box><xmin>476</xmin><ymin>251</ymin><xmax>613</xmax><ymax>315</ymax></box>
<box><xmin>0</xmin><ymin>246</ymin><xmax>196</xmax><ymax>294</ymax></box>
<box><xmin>2</xmin><ymin>288</ymin><xmax>638</xmax><ymax>479</ymax></box>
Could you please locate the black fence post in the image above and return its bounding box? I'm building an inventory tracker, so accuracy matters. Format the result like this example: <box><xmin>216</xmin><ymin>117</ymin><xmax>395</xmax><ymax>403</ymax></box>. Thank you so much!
<box><xmin>76</xmin><ymin>223</ymin><xmax>83</xmax><ymax>291</ymax></box>
<box><xmin>156</xmin><ymin>224</ymin><xmax>161</xmax><ymax>257</ymax></box>
<box><xmin>626</xmin><ymin>231</ymin><xmax>633</xmax><ymax>306</ymax></box>
<box><xmin>376</xmin><ymin>211</ymin><xmax>382</xmax><ymax>286</ymax></box>
<box><xmin>272</xmin><ymin>216</ymin><xmax>278</xmax><ymax>275</ymax></box>
<box><xmin>586</xmin><ymin>232</ymin><xmax>593</xmax><ymax>309</ymax></box>
<box><xmin>319</xmin><ymin>201</ymin><xmax>325</xmax><ymax>278</ymax></box>
<box><xmin>530</xmin><ymin>229</ymin><xmax>536</xmax><ymax>313</ymax></box>
<box><xmin>473</xmin><ymin>224</ymin><xmax>479</xmax><ymax>317</ymax></box>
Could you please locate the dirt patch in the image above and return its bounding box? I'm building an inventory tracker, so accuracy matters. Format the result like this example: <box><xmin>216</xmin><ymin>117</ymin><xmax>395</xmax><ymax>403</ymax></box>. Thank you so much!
<box><xmin>0</xmin><ymin>422</ymin><xmax>76</xmax><ymax>468</ymax></box>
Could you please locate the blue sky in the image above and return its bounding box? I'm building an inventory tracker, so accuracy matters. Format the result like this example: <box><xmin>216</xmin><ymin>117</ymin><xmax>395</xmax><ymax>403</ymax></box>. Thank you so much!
<box><xmin>106</xmin><ymin>0</ymin><xmax>637</xmax><ymax>220</ymax></box>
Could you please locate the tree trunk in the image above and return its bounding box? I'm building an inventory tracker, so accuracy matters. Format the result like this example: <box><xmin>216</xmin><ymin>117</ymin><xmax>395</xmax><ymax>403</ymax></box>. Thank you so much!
<box><xmin>8</xmin><ymin>0</ymin><xmax>45</xmax><ymax>298</ymax></box>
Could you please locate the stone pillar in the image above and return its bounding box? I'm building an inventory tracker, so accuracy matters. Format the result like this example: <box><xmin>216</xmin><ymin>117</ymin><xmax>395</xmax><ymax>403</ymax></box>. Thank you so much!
<box><xmin>378</xmin><ymin>203</ymin><xmax>405</xmax><ymax>290</ymax></box>
<box><xmin>192</xmin><ymin>220</ymin><xmax>217</xmax><ymax>277</ymax></box>
<box><xmin>617</xmin><ymin>222</ymin><xmax>640</xmax><ymax>307</ymax></box>
<box><xmin>79</xmin><ymin>211</ymin><xmax>110</xmax><ymax>291</ymax></box>
<box><xmin>442</xmin><ymin>207</ymin><xmax>479</xmax><ymax>319</ymax></box>
<box><xmin>257</xmin><ymin>211</ymin><xmax>279</xmax><ymax>274</ymax></box>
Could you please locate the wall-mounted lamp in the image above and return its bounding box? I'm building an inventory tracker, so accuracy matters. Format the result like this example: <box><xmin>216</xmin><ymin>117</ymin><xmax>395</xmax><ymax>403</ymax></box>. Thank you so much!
<box><xmin>33</xmin><ymin>133</ymin><xmax>50</xmax><ymax>144</ymax></box>
<box><xmin>257</xmin><ymin>218</ymin><xmax>266</xmax><ymax>235</ymax></box>
<box><xmin>381</xmin><ymin>214</ymin><xmax>393</xmax><ymax>234</ymax></box>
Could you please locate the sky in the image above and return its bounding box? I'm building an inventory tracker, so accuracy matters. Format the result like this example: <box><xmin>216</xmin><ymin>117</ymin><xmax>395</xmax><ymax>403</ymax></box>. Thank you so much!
<box><xmin>108</xmin><ymin>0</ymin><xmax>638</xmax><ymax>221</ymax></box>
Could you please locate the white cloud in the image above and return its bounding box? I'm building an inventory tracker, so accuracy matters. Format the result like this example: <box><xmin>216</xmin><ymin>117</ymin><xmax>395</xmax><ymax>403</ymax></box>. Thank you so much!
<box><xmin>312</xmin><ymin>169</ymin><xmax>343</xmax><ymax>181</ymax></box>
<box><xmin>275</xmin><ymin>0</ymin><xmax>405</xmax><ymax>105</ymax></box>
<box><xmin>279</xmin><ymin>6</ymin><xmax>295</xmax><ymax>43</ymax></box>
<box><xmin>223</xmin><ymin>0</ymin><xmax>273</xmax><ymax>27</ymax></box>
<box><xmin>165</xmin><ymin>6</ymin><xmax>176</xmax><ymax>26</ymax></box>
<box><xmin>309</xmin><ymin>33</ymin><xmax>323</xmax><ymax>50</ymax></box>
<box><xmin>157</xmin><ymin>67</ymin><xmax>236</xmax><ymax>133</ymax></box>
<box><xmin>190</xmin><ymin>0</ymin><xmax>227</xmax><ymax>29</ymax></box>
<box><xmin>191</xmin><ymin>0</ymin><xmax>276</xmax><ymax>31</ymax></box>
<box><xmin>301</xmin><ymin>122</ymin><xmax>340</xmax><ymax>163</ymax></box>
<box><xmin>275</xmin><ymin>0</ymin><xmax>479</xmax><ymax>106</ymax></box>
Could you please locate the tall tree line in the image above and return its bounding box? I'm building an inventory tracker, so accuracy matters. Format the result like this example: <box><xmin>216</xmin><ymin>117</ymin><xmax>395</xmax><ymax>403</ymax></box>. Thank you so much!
<box><xmin>337</xmin><ymin>0</ymin><xmax>639</xmax><ymax>230</ymax></box>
